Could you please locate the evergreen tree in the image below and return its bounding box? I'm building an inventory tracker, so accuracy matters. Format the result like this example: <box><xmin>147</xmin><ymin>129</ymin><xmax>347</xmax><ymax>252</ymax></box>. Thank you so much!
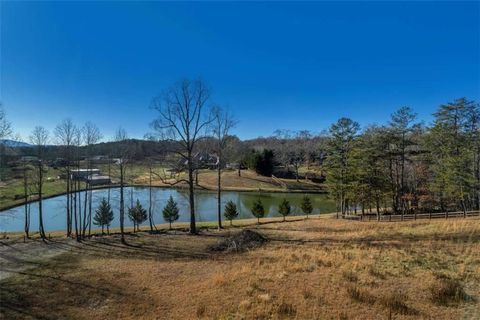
<box><xmin>93</xmin><ymin>198</ymin><xmax>114</xmax><ymax>234</ymax></box>
<box><xmin>300</xmin><ymin>195</ymin><xmax>313</xmax><ymax>218</ymax></box>
<box><xmin>128</xmin><ymin>199</ymin><xmax>147</xmax><ymax>232</ymax></box>
<box><xmin>224</xmin><ymin>200</ymin><xmax>239</xmax><ymax>226</ymax></box>
<box><xmin>278</xmin><ymin>198</ymin><xmax>291</xmax><ymax>221</ymax></box>
<box><xmin>323</xmin><ymin>117</ymin><xmax>360</xmax><ymax>217</ymax></box>
<box><xmin>162</xmin><ymin>195</ymin><xmax>180</xmax><ymax>229</ymax></box>
<box><xmin>427</xmin><ymin>98</ymin><xmax>478</xmax><ymax>215</ymax></box>
<box><xmin>251</xmin><ymin>199</ymin><xmax>265</xmax><ymax>224</ymax></box>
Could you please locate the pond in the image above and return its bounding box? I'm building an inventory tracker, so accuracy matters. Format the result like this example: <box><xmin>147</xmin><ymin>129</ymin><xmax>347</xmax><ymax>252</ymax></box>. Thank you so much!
<box><xmin>0</xmin><ymin>187</ymin><xmax>335</xmax><ymax>233</ymax></box>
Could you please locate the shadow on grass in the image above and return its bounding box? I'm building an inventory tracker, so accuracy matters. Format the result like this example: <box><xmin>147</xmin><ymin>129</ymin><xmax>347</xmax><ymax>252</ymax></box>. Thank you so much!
<box><xmin>0</xmin><ymin>252</ymin><xmax>149</xmax><ymax>320</ymax></box>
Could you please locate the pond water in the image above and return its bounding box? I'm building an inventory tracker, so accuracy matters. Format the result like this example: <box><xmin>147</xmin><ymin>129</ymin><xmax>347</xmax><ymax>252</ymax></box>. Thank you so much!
<box><xmin>0</xmin><ymin>187</ymin><xmax>335</xmax><ymax>233</ymax></box>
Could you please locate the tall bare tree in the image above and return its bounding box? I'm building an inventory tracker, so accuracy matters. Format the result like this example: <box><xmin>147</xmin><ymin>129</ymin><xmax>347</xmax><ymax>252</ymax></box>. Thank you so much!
<box><xmin>212</xmin><ymin>106</ymin><xmax>236</xmax><ymax>229</ymax></box>
<box><xmin>54</xmin><ymin>119</ymin><xmax>78</xmax><ymax>237</ymax></box>
<box><xmin>151</xmin><ymin>79</ymin><xmax>214</xmax><ymax>234</ymax></box>
<box><xmin>29</xmin><ymin>126</ymin><xmax>49</xmax><ymax>240</ymax></box>
<box><xmin>0</xmin><ymin>105</ymin><xmax>13</xmax><ymax>182</ymax></box>
<box><xmin>114</xmin><ymin>127</ymin><xmax>129</xmax><ymax>243</ymax></box>
<box><xmin>82</xmin><ymin>122</ymin><xmax>102</xmax><ymax>236</ymax></box>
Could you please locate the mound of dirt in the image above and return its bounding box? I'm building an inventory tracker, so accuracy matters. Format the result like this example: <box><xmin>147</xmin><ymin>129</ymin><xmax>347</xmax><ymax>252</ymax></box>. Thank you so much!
<box><xmin>210</xmin><ymin>230</ymin><xmax>268</xmax><ymax>252</ymax></box>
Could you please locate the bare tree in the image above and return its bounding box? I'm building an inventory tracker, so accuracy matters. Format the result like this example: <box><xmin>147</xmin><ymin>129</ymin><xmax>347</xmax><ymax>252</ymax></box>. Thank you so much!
<box><xmin>82</xmin><ymin>122</ymin><xmax>102</xmax><ymax>236</ymax></box>
<box><xmin>54</xmin><ymin>119</ymin><xmax>78</xmax><ymax>237</ymax></box>
<box><xmin>0</xmin><ymin>104</ymin><xmax>13</xmax><ymax>182</ymax></box>
<box><xmin>212</xmin><ymin>106</ymin><xmax>236</xmax><ymax>229</ymax></box>
<box><xmin>114</xmin><ymin>127</ymin><xmax>129</xmax><ymax>243</ymax></box>
<box><xmin>29</xmin><ymin>126</ymin><xmax>49</xmax><ymax>240</ymax></box>
<box><xmin>151</xmin><ymin>79</ymin><xmax>214</xmax><ymax>234</ymax></box>
<box><xmin>0</xmin><ymin>105</ymin><xmax>12</xmax><ymax>140</ymax></box>
<box><xmin>72</xmin><ymin>128</ymin><xmax>83</xmax><ymax>241</ymax></box>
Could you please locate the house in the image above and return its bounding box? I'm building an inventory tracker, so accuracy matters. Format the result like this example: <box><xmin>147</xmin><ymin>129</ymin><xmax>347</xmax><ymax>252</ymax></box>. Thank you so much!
<box><xmin>174</xmin><ymin>151</ymin><xmax>219</xmax><ymax>171</ymax></box>
<box><xmin>86</xmin><ymin>174</ymin><xmax>111</xmax><ymax>186</ymax></box>
<box><xmin>20</xmin><ymin>156</ymin><xmax>38</xmax><ymax>162</ymax></box>
<box><xmin>70</xmin><ymin>169</ymin><xmax>101</xmax><ymax>180</ymax></box>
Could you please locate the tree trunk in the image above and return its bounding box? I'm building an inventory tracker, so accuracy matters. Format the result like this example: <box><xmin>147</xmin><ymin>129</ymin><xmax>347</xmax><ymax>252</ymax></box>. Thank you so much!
<box><xmin>38</xmin><ymin>162</ymin><xmax>46</xmax><ymax>239</ymax></box>
<box><xmin>120</xmin><ymin>163</ymin><xmax>125</xmax><ymax>243</ymax></box>
<box><xmin>88</xmin><ymin>189</ymin><xmax>92</xmax><ymax>236</ymax></box>
<box><xmin>217</xmin><ymin>157</ymin><xmax>222</xmax><ymax>230</ymax></box>
<box><xmin>188</xmin><ymin>158</ymin><xmax>196</xmax><ymax>234</ymax></box>
<box><xmin>24</xmin><ymin>166</ymin><xmax>29</xmax><ymax>238</ymax></box>
<box><xmin>148</xmin><ymin>166</ymin><xmax>154</xmax><ymax>233</ymax></box>
<box><xmin>66</xmin><ymin>167</ymin><xmax>71</xmax><ymax>237</ymax></box>
<box><xmin>83</xmin><ymin>182</ymin><xmax>88</xmax><ymax>238</ymax></box>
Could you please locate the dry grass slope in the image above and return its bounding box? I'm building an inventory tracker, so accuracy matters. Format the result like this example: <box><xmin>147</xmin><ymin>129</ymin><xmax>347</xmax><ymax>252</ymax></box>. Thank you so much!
<box><xmin>1</xmin><ymin>216</ymin><xmax>479</xmax><ymax>319</ymax></box>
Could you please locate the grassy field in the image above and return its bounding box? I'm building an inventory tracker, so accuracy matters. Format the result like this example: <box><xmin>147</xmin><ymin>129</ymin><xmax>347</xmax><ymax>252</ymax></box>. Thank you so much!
<box><xmin>1</xmin><ymin>216</ymin><xmax>479</xmax><ymax>319</ymax></box>
<box><xmin>0</xmin><ymin>164</ymin><xmax>324</xmax><ymax>210</ymax></box>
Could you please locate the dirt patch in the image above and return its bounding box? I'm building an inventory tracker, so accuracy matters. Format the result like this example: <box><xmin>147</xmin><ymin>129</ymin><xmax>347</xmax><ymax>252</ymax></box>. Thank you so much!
<box><xmin>209</xmin><ymin>230</ymin><xmax>268</xmax><ymax>252</ymax></box>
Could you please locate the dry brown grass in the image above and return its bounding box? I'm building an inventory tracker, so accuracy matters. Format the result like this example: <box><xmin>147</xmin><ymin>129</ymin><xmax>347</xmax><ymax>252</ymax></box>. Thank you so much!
<box><xmin>132</xmin><ymin>169</ymin><xmax>324</xmax><ymax>192</ymax></box>
<box><xmin>1</xmin><ymin>217</ymin><xmax>479</xmax><ymax>319</ymax></box>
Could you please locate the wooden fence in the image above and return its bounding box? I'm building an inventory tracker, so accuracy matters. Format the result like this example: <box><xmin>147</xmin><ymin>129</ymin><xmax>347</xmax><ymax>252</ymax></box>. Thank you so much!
<box><xmin>342</xmin><ymin>211</ymin><xmax>480</xmax><ymax>222</ymax></box>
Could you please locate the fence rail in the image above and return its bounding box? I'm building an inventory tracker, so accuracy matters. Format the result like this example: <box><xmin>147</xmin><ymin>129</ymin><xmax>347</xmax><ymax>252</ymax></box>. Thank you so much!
<box><xmin>342</xmin><ymin>211</ymin><xmax>480</xmax><ymax>222</ymax></box>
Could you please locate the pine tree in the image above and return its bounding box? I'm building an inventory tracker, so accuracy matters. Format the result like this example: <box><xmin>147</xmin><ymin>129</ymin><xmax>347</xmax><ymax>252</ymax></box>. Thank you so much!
<box><xmin>93</xmin><ymin>198</ymin><xmax>114</xmax><ymax>234</ymax></box>
<box><xmin>251</xmin><ymin>199</ymin><xmax>265</xmax><ymax>224</ymax></box>
<box><xmin>128</xmin><ymin>199</ymin><xmax>147</xmax><ymax>232</ymax></box>
<box><xmin>224</xmin><ymin>200</ymin><xmax>239</xmax><ymax>226</ymax></box>
<box><xmin>278</xmin><ymin>198</ymin><xmax>291</xmax><ymax>221</ymax></box>
<box><xmin>162</xmin><ymin>195</ymin><xmax>180</xmax><ymax>230</ymax></box>
<box><xmin>300</xmin><ymin>195</ymin><xmax>313</xmax><ymax>218</ymax></box>
<box><xmin>324</xmin><ymin>117</ymin><xmax>360</xmax><ymax>217</ymax></box>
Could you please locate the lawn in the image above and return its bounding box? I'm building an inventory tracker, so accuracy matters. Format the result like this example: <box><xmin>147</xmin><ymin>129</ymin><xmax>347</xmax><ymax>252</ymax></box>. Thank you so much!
<box><xmin>1</xmin><ymin>216</ymin><xmax>478</xmax><ymax>319</ymax></box>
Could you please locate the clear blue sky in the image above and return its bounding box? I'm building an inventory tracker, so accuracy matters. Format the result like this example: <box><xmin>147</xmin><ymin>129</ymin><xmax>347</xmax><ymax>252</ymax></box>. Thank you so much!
<box><xmin>1</xmin><ymin>1</ymin><xmax>479</xmax><ymax>141</ymax></box>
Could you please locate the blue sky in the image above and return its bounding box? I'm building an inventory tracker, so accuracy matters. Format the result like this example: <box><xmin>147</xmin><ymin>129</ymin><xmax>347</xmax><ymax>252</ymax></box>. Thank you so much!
<box><xmin>1</xmin><ymin>1</ymin><xmax>479</xmax><ymax>141</ymax></box>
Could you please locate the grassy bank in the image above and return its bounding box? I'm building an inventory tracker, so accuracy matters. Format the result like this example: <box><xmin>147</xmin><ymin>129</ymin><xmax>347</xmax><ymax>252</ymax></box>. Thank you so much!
<box><xmin>1</xmin><ymin>216</ymin><xmax>479</xmax><ymax>319</ymax></box>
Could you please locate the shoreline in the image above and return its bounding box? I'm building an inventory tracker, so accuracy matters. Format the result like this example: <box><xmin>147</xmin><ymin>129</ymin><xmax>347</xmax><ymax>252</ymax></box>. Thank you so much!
<box><xmin>0</xmin><ymin>213</ymin><xmax>331</xmax><ymax>237</ymax></box>
<box><xmin>0</xmin><ymin>183</ymin><xmax>327</xmax><ymax>212</ymax></box>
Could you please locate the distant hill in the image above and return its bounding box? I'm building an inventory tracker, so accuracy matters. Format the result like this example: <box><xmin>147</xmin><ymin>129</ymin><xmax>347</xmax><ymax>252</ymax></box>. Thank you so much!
<box><xmin>0</xmin><ymin>139</ymin><xmax>33</xmax><ymax>148</ymax></box>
